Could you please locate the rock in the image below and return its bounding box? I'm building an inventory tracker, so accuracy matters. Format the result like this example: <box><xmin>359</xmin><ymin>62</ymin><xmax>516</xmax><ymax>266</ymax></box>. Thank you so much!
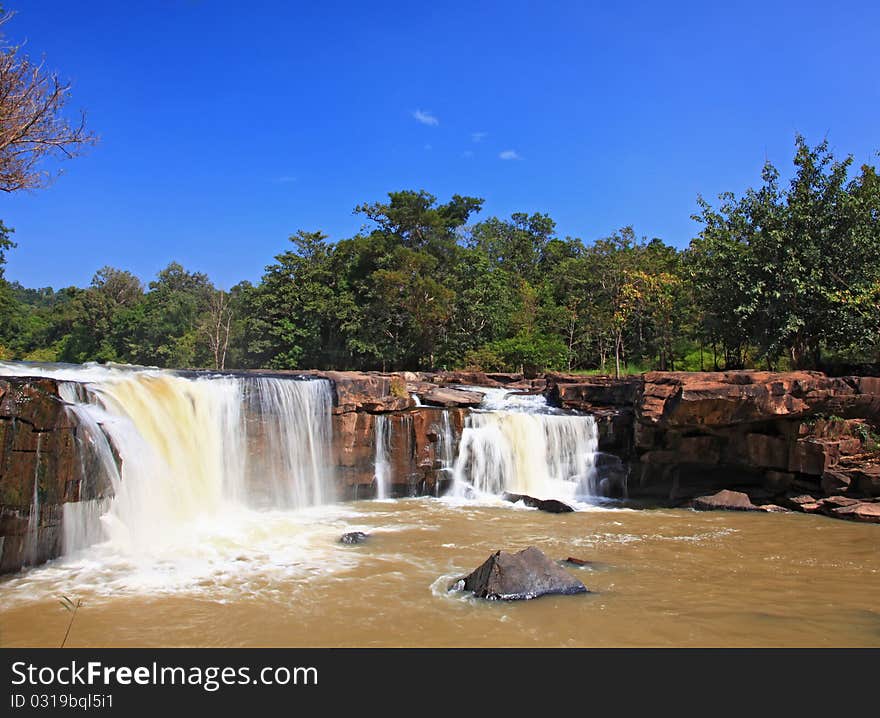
<box><xmin>744</xmin><ymin>433</ymin><xmax>789</xmax><ymax>470</ymax></box>
<box><xmin>821</xmin><ymin>468</ymin><xmax>852</xmax><ymax>495</ymax></box>
<box><xmin>544</xmin><ymin>375</ymin><xmax>642</xmax><ymax>412</ymax></box>
<box><xmin>758</xmin><ymin>504</ymin><xmax>790</xmax><ymax>513</ymax></box>
<box><xmin>339</xmin><ymin>531</ymin><xmax>369</xmax><ymax>545</ymax></box>
<box><xmin>639</xmin><ymin>371</ymin><xmax>864</xmax><ymax>428</ymax></box>
<box><xmin>415</xmin><ymin>386</ymin><xmax>485</xmax><ymax>408</ymax></box>
<box><xmin>764</xmin><ymin>470</ymin><xmax>796</xmax><ymax>493</ymax></box>
<box><xmin>668</xmin><ymin>435</ymin><xmax>721</xmax><ymax>464</ymax></box>
<box><xmin>820</xmin><ymin>495</ymin><xmax>861</xmax><ymax>509</ymax></box>
<box><xmin>451</xmin><ymin>546</ymin><xmax>588</xmax><ymax>600</ymax></box>
<box><xmin>850</xmin><ymin>464</ymin><xmax>880</xmax><ymax>497</ymax></box>
<box><xmin>502</xmin><ymin>492</ymin><xmax>575</xmax><ymax>513</ymax></box>
<box><xmin>781</xmin><ymin>493</ymin><xmax>823</xmax><ymax>513</ymax></box>
<box><xmin>829</xmin><ymin>501</ymin><xmax>880</xmax><ymax>523</ymax></box>
<box><xmin>434</xmin><ymin>371</ymin><xmax>504</xmax><ymax>388</ymax></box>
<box><xmin>692</xmin><ymin>489</ymin><xmax>759</xmax><ymax>512</ymax></box>
<box><xmin>561</xmin><ymin>556</ymin><xmax>594</xmax><ymax>567</ymax></box>
<box><xmin>789</xmin><ymin>439</ymin><xmax>840</xmax><ymax>476</ymax></box>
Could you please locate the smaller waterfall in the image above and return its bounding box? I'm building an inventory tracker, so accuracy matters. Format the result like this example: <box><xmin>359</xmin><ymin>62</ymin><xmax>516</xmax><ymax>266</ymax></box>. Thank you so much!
<box><xmin>434</xmin><ymin>410</ymin><xmax>455</xmax><ymax>495</ymax></box>
<box><xmin>23</xmin><ymin>433</ymin><xmax>42</xmax><ymax>565</ymax></box>
<box><xmin>373</xmin><ymin>415</ymin><xmax>392</xmax><ymax>499</ymax></box>
<box><xmin>449</xmin><ymin>387</ymin><xmax>598</xmax><ymax>503</ymax></box>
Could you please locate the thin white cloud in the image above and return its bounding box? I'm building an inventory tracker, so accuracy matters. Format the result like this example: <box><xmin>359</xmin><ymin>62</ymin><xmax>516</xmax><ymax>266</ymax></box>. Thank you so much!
<box><xmin>412</xmin><ymin>109</ymin><xmax>439</xmax><ymax>126</ymax></box>
<box><xmin>471</xmin><ymin>131</ymin><xmax>488</xmax><ymax>142</ymax></box>
<box><xmin>499</xmin><ymin>149</ymin><xmax>522</xmax><ymax>160</ymax></box>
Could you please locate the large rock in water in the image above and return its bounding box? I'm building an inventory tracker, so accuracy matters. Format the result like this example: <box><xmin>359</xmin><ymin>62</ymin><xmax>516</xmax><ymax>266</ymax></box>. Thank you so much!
<box><xmin>451</xmin><ymin>546</ymin><xmax>588</xmax><ymax>600</ymax></box>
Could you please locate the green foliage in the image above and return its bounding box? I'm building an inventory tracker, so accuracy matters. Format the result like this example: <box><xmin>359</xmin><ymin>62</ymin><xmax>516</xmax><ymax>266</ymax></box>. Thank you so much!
<box><xmin>688</xmin><ymin>136</ymin><xmax>880</xmax><ymax>369</ymax></box>
<box><xmin>0</xmin><ymin>138</ymin><xmax>876</xmax><ymax>373</ymax></box>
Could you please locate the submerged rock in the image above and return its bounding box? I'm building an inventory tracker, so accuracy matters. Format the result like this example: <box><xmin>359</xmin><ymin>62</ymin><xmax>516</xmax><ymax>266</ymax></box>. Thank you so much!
<box><xmin>339</xmin><ymin>531</ymin><xmax>369</xmax><ymax>544</ymax></box>
<box><xmin>450</xmin><ymin>546</ymin><xmax>588</xmax><ymax>600</ymax></box>
<box><xmin>502</xmin><ymin>492</ymin><xmax>575</xmax><ymax>513</ymax></box>
<box><xmin>692</xmin><ymin>489</ymin><xmax>760</xmax><ymax>512</ymax></box>
<box><xmin>561</xmin><ymin>556</ymin><xmax>594</xmax><ymax>568</ymax></box>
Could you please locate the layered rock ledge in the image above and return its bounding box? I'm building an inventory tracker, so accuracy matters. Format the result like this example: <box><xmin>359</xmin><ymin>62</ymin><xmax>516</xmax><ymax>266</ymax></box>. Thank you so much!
<box><xmin>546</xmin><ymin>370</ymin><xmax>880</xmax><ymax>520</ymax></box>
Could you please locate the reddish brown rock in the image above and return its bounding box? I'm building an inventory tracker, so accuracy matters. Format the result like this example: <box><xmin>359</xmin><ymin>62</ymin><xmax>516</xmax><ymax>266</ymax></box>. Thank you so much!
<box><xmin>639</xmin><ymin>371</ymin><xmax>873</xmax><ymax>428</ymax></box>
<box><xmin>692</xmin><ymin>489</ymin><xmax>759</xmax><ymax>512</ymax></box>
<box><xmin>744</xmin><ymin>433</ymin><xmax>789</xmax><ymax>469</ymax></box>
<box><xmin>821</xmin><ymin>468</ymin><xmax>853</xmax><ymax>495</ymax></box>
<box><xmin>412</xmin><ymin>386</ymin><xmax>484</xmax><ymax>408</ymax></box>
<box><xmin>829</xmin><ymin>501</ymin><xmax>880</xmax><ymax>523</ymax></box>
<box><xmin>674</xmin><ymin>435</ymin><xmax>721</xmax><ymax>464</ymax></box>
<box><xmin>789</xmin><ymin>439</ymin><xmax>840</xmax><ymax>476</ymax></box>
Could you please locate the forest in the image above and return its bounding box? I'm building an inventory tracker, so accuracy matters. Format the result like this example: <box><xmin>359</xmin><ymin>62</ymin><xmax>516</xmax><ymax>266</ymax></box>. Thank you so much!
<box><xmin>0</xmin><ymin>136</ymin><xmax>878</xmax><ymax>376</ymax></box>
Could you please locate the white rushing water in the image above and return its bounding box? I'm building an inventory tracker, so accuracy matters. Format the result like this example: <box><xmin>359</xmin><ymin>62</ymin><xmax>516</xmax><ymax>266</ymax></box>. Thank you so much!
<box><xmin>373</xmin><ymin>414</ymin><xmax>392</xmax><ymax>499</ymax></box>
<box><xmin>0</xmin><ymin>362</ymin><xmax>335</xmax><ymax>560</ymax></box>
<box><xmin>450</xmin><ymin>386</ymin><xmax>598</xmax><ymax>503</ymax></box>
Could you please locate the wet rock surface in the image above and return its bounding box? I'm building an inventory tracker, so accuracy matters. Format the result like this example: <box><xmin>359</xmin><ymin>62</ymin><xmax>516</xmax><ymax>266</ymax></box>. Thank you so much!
<box><xmin>501</xmin><ymin>492</ymin><xmax>575</xmax><ymax>513</ymax></box>
<box><xmin>339</xmin><ymin>531</ymin><xmax>369</xmax><ymax>544</ymax></box>
<box><xmin>451</xmin><ymin>546</ymin><xmax>589</xmax><ymax>600</ymax></box>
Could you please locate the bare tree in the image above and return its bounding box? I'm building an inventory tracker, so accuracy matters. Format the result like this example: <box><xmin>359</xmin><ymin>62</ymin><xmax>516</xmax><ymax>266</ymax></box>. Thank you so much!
<box><xmin>0</xmin><ymin>11</ymin><xmax>97</xmax><ymax>192</ymax></box>
<box><xmin>202</xmin><ymin>290</ymin><xmax>233</xmax><ymax>370</ymax></box>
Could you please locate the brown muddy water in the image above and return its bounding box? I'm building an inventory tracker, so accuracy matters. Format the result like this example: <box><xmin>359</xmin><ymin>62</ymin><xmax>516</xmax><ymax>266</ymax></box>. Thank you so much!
<box><xmin>1</xmin><ymin>498</ymin><xmax>878</xmax><ymax>648</ymax></box>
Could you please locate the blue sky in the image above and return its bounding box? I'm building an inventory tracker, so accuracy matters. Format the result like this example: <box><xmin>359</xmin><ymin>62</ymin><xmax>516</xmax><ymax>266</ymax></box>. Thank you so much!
<box><xmin>2</xmin><ymin>0</ymin><xmax>878</xmax><ymax>290</ymax></box>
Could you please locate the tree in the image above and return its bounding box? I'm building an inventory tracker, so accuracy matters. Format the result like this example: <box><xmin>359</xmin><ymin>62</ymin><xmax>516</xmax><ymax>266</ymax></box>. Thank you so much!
<box><xmin>200</xmin><ymin>289</ymin><xmax>233</xmax><ymax>370</ymax></box>
<box><xmin>689</xmin><ymin>136</ymin><xmax>880</xmax><ymax>369</ymax></box>
<box><xmin>0</xmin><ymin>10</ymin><xmax>97</xmax><ymax>192</ymax></box>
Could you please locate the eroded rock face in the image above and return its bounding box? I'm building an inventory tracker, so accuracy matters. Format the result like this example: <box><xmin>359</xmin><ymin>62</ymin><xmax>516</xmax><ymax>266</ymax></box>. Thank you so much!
<box><xmin>543</xmin><ymin>370</ymin><xmax>880</xmax><ymax>524</ymax></box>
<box><xmin>0</xmin><ymin>378</ymin><xmax>114</xmax><ymax>573</ymax></box>
<box><xmin>332</xmin><ymin>407</ymin><xmax>467</xmax><ymax>500</ymax></box>
<box><xmin>451</xmin><ymin>546</ymin><xmax>588</xmax><ymax>600</ymax></box>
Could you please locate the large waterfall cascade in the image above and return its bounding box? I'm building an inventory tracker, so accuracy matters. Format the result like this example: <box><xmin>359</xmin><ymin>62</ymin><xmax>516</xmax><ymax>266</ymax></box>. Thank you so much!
<box><xmin>0</xmin><ymin>363</ymin><xmax>335</xmax><ymax>558</ymax></box>
<box><xmin>450</xmin><ymin>387</ymin><xmax>599</xmax><ymax>503</ymax></box>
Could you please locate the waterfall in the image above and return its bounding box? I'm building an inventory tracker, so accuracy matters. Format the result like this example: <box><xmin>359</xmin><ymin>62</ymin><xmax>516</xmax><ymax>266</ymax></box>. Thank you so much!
<box><xmin>23</xmin><ymin>433</ymin><xmax>42</xmax><ymax>565</ymax></box>
<box><xmin>373</xmin><ymin>414</ymin><xmax>392</xmax><ymax>499</ymax></box>
<box><xmin>434</xmin><ymin>410</ymin><xmax>455</xmax><ymax>495</ymax></box>
<box><xmin>0</xmin><ymin>364</ymin><xmax>336</xmax><ymax>558</ymax></box>
<box><xmin>450</xmin><ymin>387</ymin><xmax>598</xmax><ymax>502</ymax></box>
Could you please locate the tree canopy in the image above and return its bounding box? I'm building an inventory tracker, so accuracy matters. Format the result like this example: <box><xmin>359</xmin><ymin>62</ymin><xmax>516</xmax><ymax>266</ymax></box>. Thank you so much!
<box><xmin>0</xmin><ymin>137</ymin><xmax>877</xmax><ymax>375</ymax></box>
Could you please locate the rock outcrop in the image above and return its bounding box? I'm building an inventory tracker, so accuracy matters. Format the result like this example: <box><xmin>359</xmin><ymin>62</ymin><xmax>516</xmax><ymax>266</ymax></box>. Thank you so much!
<box><xmin>0</xmin><ymin>377</ymin><xmax>113</xmax><ymax>573</ymax></box>
<box><xmin>450</xmin><ymin>546</ymin><xmax>589</xmax><ymax>600</ymax></box>
<box><xmin>546</xmin><ymin>370</ymin><xmax>880</xmax><ymax>522</ymax></box>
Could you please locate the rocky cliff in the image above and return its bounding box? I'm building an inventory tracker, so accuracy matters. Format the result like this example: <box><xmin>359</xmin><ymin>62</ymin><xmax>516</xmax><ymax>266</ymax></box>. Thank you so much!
<box><xmin>546</xmin><ymin>370</ymin><xmax>880</xmax><ymax>519</ymax></box>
